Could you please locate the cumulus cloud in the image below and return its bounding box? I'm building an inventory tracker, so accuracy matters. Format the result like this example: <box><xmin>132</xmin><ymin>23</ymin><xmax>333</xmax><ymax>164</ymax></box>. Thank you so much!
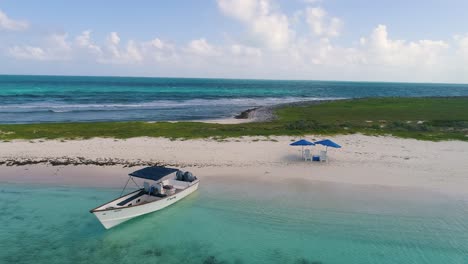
<box><xmin>124</xmin><ymin>40</ymin><xmax>143</xmax><ymax>62</ymax></box>
<box><xmin>8</xmin><ymin>33</ymin><xmax>72</xmax><ymax>61</ymax></box>
<box><xmin>217</xmin><ymin>0</ymin><xmax>292</xmax><ymax>50</ymax></box>
<box><xmin>0</xmin><ymin>9</ymin><xmax>28</xmax><ymax>31</ymax></box>
<box><xmin>305</xmin><ymin>7</ymin><xmax>342</xmax><ymax>37</ymax></box>
<box><xmin>97</xmin><ymin>32</ymin><xmax>146</xmax><ymax>64</ymax></box>
<box><xmin>84</xmin><ymin>32</ymin><xmax>178</xmax><ymax>64</ymax></box>
<box><xmin>141</xmin><ymin>38</ymin><xmax>178</xmax><ymax>62</ymax></box>
<box><xmin>186</xmin><ymin>38</ymin><xmax>221</xmax><ymax>56</ymax></box>
<box><xmin>454</xmin><ymin>34</ymin><xmax>468</xmax><ymax>61</ymax></box>
<box><xmin>49</xmin><ymin>33</ymin><xmax>72</xmax><ymax>51</ymax></box>
<box><xmin>148</xmin><ymin>38</ymin><xmax>165</xmax><ymax>49</ymax></box>
<box><xmin>96</xmin><ymin>32</ymin><xmax>147</xmax><ymax>64</ymax></box>
<box><xmin>229</xmin><ymin>44</ymin><xmax>262</xmax><ymax>57</ymax></box>
<box><xmin>8</xmin><ymin>46</ymin><xmax>46</xmax><ymax>60</ymax></box>
<box><xmin>108</xmin><ymin>32</ymin><xmax>121</xmax><ymax>45</ymax></box>
<box><xmin>217</xmin><ymin>0</ymin><xmax>259</xmax><ymax>22</ymax></box>
<box><xmin>3</xmin><ymin>0</ymin><xmax>468</xmax><ymax>82</ymax></box>
<box><xmin>75</xmin><ymin>30</ymin><xmax>102</xmax><ymax>55</ymax></box>
<box><xmin>361</xmin><ymin>24</ymin><xmax>448</xmax><ymax>66</ymax></box>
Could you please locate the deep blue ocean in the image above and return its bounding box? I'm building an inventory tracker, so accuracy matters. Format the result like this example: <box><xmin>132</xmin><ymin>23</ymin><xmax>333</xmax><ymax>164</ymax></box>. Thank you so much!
<box><xmin>1</xmin><ymin>75</ymin><xmax>468</xmax><ymax>124</ymax></box>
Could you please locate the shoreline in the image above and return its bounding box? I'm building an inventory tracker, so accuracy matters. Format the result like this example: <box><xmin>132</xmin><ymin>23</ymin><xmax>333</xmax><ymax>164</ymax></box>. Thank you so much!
<box><xmin>2</xmin><ymin>134</ymin><xmax>468</xmax><ymax>197</ymax></box>
<box><xmin>1</xmin><ymin>97</ymin><xmax>467</xmax><ymax>198</ymax></box>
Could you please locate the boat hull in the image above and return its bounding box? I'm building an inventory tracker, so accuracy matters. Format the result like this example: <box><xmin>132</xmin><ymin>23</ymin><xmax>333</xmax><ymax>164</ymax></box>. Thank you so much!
<box><xmin>92</xmin><ymin>181</ymin><xmax>199</xmax><ymax>229</ymax></box>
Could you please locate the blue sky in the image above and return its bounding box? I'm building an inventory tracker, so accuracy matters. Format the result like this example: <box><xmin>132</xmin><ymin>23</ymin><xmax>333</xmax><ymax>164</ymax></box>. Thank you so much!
<box><xmin>1</xmin><ymin>0</ymin><xmax>468</xmax><ymax>82</ymax></box>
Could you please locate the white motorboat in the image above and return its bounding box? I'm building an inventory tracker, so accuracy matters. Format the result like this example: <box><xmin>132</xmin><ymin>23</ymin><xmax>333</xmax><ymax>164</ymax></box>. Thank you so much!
<box><xmin>90</xmin><ymin>166</ymin><xmax>200</xmax><ymax>229</ymax></box>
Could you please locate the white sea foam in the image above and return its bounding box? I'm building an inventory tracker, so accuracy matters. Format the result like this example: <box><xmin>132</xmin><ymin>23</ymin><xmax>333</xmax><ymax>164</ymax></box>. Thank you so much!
<box><xmin>0</xmin><ymin>97</ymin><xmax>345</xmax><ymax>112</ymax></box>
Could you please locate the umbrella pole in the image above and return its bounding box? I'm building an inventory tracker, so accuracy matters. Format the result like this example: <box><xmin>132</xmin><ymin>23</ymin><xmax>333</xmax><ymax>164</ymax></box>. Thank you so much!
<box><xmin>302</xmin><ymin>146</ymin><xmax>304</xmax><ymax>159</ymax></box>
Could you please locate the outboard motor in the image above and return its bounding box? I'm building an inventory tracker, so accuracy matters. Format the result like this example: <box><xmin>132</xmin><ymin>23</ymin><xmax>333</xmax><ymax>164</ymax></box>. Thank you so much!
<box><xmin>176</xmin><ymin>170</ymin><xmax>184</xmax><ymax>181</ymax></box>
<box><xmin>184</xmin><ymin>171</ymin><xmax>195</xmax><ymax>182</ymax></box>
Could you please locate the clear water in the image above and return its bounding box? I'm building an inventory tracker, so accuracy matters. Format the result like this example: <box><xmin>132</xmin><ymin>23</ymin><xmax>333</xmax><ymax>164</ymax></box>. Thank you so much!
<box><xmin>2</xmin><ymin>179</ymin><xmax>468</xmax><ymax>264</ymax></box>
<box><xmin>1</xmin><ymin>75</ymin><xmax>468</xmax><ymax>124</ymax></box>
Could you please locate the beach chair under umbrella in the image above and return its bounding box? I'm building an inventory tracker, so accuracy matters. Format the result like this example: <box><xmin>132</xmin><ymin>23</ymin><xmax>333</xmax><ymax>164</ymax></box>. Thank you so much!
<box><xmin>314</xmin><ymin>139</ymin><xmax>341</xmax><ymax>162</ymax></box>
<box><xmin>314</xmin><ymin>139</ymin><xmax>341</xmax><ymax>149</ymax></box>
<box><xmin>290</xmin><ymin>139</ymin><xmax>315</xmax><ymax>159</ymax></box>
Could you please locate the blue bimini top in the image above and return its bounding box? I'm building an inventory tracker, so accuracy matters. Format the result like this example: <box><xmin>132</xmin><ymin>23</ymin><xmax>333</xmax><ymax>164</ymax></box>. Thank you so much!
<box><xmin>129</xmin><ymin>166</ymin><xmax>179</xmax><ymax>181</ymax></box>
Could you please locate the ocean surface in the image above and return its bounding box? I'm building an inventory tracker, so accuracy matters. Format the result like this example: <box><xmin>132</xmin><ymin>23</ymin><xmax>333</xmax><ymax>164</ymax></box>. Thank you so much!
<box><xmin>1</xmin><ymin>179</ymin><xmax>468</xmax><ymax>264</ymax></box>
<box><xmin>1</xmin><ymin>75</ymin><xmax>468</xmax><ymax>124</ymax></box>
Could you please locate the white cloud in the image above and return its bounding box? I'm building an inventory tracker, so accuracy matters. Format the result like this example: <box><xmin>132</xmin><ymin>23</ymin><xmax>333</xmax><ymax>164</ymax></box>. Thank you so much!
<box><xmin>454</xmin><ymin>34</ymin><xmax>468</xmax><ymax>61</ymax></box>
<box><xmin>305</xmin><ymin>7</ymin><xmax>325</xmax><ymax>35</ymax></box>
<box><xmin>328</xmin><ymin>18</ymin><xmax>342</xmax><ymax>37</ymax></box>
<box><xmin>8</xmin><ymin>46</ymin><xmax>46</xmax><ymax>60</ymax></box>
<box><xmin>229</xmin><ymin>44</ymin><xmax>261</xmax><ymax>57</ymax></box>
<box><xmin>8</xmin><ymin>33</ymin><xmax>72</xmax><ymax>61</ymax></box>
<box><xmin>148</xmin><ymin>38</ymin><xmax>165</xmax><ymax>49</ymax></box>
<box><xmin>108</xmin><ymin>32</ymin><xmax>121</xmax><ymax>45</ymax></box>
<box><xmin>7</xmin><ymin>29</ymin><xmax>179</xmax><ymax>65</ymax></box>
<box><xmin>98</xmin><ymin>32</ymin><xmax>146</xmax><ymax>64</ymax></box>
<box><xmin>217</xmin><ymin>0</ymin><xmax>292</xmax><ymax>50</ymax></box>
<box><xmin>362</xmin><ymin>24</ymin><xmax>448</xmax><ymax>66</ymax></box>
<box><xmin>141</xmin><ymin>38</ymin><xmax>178</xmax><ymax>62</ymax></box>
<box><xmin>126</xmin><ymin>40</ymin><xmax>143</xmax><ymax>62</ymax></box>
<box><xmin>49</xmin><ymin>33</ymin><xmax>72</xmax><ymax>51</ymax></box>
<box><xmin>217</xmin><ymin>0</ymin><xmax>259</xmax><ymax>22</ymax></box>
<box><xmin>75</xmin><ymin>30</ymin><xmax>102</xmax><ymax>55</ymax></box>
<box><xmin>97</xmin><ymin>33</ymin><xmax>180</xmax><ymax>64</ymax></box>
<box><xmin>186</xmin><ymin>38</ymin><xmax>221</xmax><ymax>56</ymax></box>
<box><xmin>305</xmin><ymin>7</ymin><xmax>342</xmax><ymax>37</ymax></box>
<box><xmin>3</xmin><ymin>1</ymin><xmax>468</xmax><ymax>82</ymax></box>
<box><xmin>0</xmin><ymin>9</ymin><xmax>28</xmax><ymax>31</ymax></box>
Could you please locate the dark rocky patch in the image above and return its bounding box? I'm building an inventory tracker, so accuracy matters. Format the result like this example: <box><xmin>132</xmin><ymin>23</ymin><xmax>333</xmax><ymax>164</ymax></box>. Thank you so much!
<box><xmin>142</xmin><ymin>248</ymin><xmax>163</xmax><ymax>257</ymax></box>
<box><xmin>203</xmin><ymin>255</ymin><xmax>226</xmax><ymax>264</ymax></box>
<box><xmin>234</xmin><ymin>108</ymin><xmax>258</xmax><ymax>119</ymax></box>
<box><xmin>235</xmin><ymin>99</ymin><xmax>338</xmax><ymax>123</ymax></box>
<box><xmin>295</xmin><ymin>258</ymin><xmax>323</xmax><ymax>264</ymax></box>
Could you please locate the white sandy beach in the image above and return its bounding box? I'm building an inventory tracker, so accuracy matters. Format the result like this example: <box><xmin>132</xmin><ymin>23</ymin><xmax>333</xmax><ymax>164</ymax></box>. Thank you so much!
<box><xmin>1</xmin><ymin>134</ymin><xmax>468</xmax><ymax>197</ymax></box>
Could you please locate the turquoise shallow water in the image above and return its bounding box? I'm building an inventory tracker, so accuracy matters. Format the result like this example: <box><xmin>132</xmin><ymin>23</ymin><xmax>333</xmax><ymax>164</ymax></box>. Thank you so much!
<box><xmin>1</xmin><ymin>179</ymin><xmax>468</xmax><ymax>264</ymax></box>
<box><xmin>1</xmin><ymin>75</ymin><xmax>468</xmax><ymax>123</ymax></box>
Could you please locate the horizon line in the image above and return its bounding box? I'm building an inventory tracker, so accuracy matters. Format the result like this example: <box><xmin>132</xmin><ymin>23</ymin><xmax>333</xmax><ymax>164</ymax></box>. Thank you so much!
<box><xmin>0</xmin><ymin>73</ymin><xmax>467</xmax><ymax>86</ymax></box>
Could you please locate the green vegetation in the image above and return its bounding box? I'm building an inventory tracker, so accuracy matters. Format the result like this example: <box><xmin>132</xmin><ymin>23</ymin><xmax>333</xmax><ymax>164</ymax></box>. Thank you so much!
<box><xmin>1</xmin><ymin>97</ymin><xmax>467</xmax><ymax>141</ymax></box>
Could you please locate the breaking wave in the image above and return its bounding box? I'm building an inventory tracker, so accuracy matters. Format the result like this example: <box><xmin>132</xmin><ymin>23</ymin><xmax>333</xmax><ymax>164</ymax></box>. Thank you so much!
<box><xmin>0</xmin><ymin>97</ymin><xmax>345</xmax><ymax>113</ymax></box>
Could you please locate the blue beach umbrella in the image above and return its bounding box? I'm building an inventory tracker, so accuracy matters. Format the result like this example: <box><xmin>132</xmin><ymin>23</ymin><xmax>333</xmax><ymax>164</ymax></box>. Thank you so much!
<box><xmin>290</xmin><ymin>139</ymin><xmax>315</xmax><ymax>158</ymax></box>
<box><xmin>314</xmin><ymin>139</ymin><xmax>341</xmax><ymax>151</ymax></box>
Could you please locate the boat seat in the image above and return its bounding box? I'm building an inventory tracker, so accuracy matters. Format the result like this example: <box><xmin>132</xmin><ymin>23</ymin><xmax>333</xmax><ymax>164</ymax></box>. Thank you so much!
<box><xmin>117</xmin><ymin>190</ymin><xmax>146</xmax><ymax>206</ymax></box>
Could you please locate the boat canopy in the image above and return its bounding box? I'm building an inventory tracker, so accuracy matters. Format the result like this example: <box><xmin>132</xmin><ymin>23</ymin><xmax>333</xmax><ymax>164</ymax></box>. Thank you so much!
<box><xmin>129</xmin><ymin>166</ymin><xmax>179</xmax><ymax>181</ymax></box>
